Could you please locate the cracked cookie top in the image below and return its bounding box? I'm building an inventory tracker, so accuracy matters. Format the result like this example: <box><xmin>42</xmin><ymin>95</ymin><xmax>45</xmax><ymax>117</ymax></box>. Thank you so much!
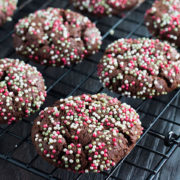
<box><xmin>13</xmin><ymin>8</ymin><xmax>102</xmax><ymax>67</ymax></box>
<box><xmin>0</xmin><ymin>58</ymin><xmax>46</xmax><ymax>124</ymax></box>
<box><xmin>0</xmin><ymin>0</ymin><xmax>17</xmax><ymax>26</ymax></box>
<box><xmin>98</xmin><ymin>38</ymin><xmax>180</xmax><ymax>99</ymax></box>
<box><xmin>71</xmin><ymin>0</ymin><xmax>144</xmax><ymax>17</ymax></box>
<box><xmin>32</xmin><ymin>93</ymin><xmax>142</xmax><ymax>173</ymax></box>
<box><xmin>145</xmin><ymin>0</ymin><xmax>180</xmax><ymax>47</ymax></box>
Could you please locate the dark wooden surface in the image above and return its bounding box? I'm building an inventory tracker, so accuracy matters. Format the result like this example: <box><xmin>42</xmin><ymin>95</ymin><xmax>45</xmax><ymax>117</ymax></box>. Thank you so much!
<box><xmin>0</xmin><ymin>0</ymin><xmax>179</xmax><ymax>180</ymax></box>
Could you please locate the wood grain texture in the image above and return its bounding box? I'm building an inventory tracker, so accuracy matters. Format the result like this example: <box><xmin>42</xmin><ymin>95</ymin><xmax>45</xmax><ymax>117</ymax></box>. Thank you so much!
<box><xmin>0</xmin><ymin>159</ymin><xmax>44</xmax><ymax>180</ymax></box>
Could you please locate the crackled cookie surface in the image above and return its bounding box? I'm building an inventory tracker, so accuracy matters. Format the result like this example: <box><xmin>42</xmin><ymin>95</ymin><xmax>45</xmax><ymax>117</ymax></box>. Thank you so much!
<box><xmin>145</xmin><ymin>0</ymin><xmax>180</xmax><ymax>47</ymax></box>
<box><xmin>72</xmin><ymin>0</ymin><xmax>144</xmax><ymax>16</ymax></box>
<box><xmin>0</xmin><ymin>58</ymin><xmax>46</xmax><ymax>124</ymax></box>
<box><xmin>0</xmin><ymin>0</ymin><xmax>17</xmax><ymax>26</ymax></box>
<box><xmin>98</xmin><ymin>38</ymin><xmax>180</xmax><ymax>99</ymax></box>
<box><xmin>32</xmin><ymin>94</ymin><xmax>142</xmax><ymax>173</ymax></box>
<box><xmin>13</xmin><ymin>8</ymin><xmax>102</xmax><ymax>67</ymax></box>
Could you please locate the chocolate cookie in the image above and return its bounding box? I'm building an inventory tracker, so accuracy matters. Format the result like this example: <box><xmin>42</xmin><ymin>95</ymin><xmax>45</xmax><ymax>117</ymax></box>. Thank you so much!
<box><xmin>13</xmin><ymin>8</ymin><xmax>102</xmax><ymax>67</ymax></box>
<box><xmin>71</xmin><ymin>0</ymin><xmax>144</xmax><ymax>17</ymax></box>
<box><xmin>32</xmin><ymin>93</ymin><xmax>142</xmax><ymax>173</ymax></box>
<box><xmin>98</xmin><ymin>38</ymin><xmax>180</xmax><ymax>99</ymax></box>
<box><xmin>145</xmin><ymin>0</ymin><xmax>180</xmax><ymax>47</ymax></box>
<box><xmin>0</xmin><ymin>58</ymin><xmax>46</xmax><ymax>124</ymax></box>
<box><xmin>0</xmin><ymin>0</ymin><xmax>17</xmax><ymax>26</ymax></box>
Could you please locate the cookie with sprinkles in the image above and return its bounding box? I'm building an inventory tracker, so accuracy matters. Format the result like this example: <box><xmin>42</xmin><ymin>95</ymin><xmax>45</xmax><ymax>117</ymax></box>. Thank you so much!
<box><xmin>0</xmin><ymin>58</ymin><xmax>46</xmax><ymax>124</ymax></box>
<box><xmin>32</xmin><ymin>93</ymin><xmax>142</xmax><ymax>173</ymax></box>
<box><xmin>0</xmin><ymin>0</ymin><xmax>17</xmax><ymax>26</ymax></box>
<box><xmin>145</xmin><ymin>0</ymin><xmax>180</xmax><ymax>47</ymax></box>
<box><xmin>98</xmin><ymin>38</ymin><xmax>180</xmax><ymax>99</ymax></box>
<box><xmin>13</xmin><ymin>8</ymin><xmax>102</xmax><ymax>67</ymax></box>
<box><xmin>71</xmin><ymin>0</ymin><xmax>145</xmax><ymax>17</ymax></box>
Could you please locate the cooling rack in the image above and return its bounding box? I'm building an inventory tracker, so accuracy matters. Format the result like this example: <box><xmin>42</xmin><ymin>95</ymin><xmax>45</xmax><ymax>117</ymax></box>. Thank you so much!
<box><xmin>0</xmin><ymin>0</ymin><xmax>179</xmax><ymax>180</ymax></box>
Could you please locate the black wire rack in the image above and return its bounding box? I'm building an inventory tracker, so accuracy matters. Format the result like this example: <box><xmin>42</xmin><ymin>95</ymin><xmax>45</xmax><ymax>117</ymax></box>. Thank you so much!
<box><xmin>0</xmin><ymin>0</ymin><xmax>180</xmax><ymax>180</ymax></box>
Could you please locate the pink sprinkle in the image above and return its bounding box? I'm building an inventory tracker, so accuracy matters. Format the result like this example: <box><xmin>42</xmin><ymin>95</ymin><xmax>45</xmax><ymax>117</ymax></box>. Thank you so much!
<box><xmin>102</xmin><ymin>143</ymin><xmax>105</xmax><ymax>147</ymax></box>
<box><xmin>109</xmin><ymin>111</ymin><xmax>113</xmax><ymax>115</ymax></box>
<box><xmin>140</xmin><ymin>83</ymin><xmax>143</xmax><ymax>87</ymax></box>
<box><xmin>66</xmin><ymin>150</ymin><xmax>70</xmax><ymax>155</ymax></box>
<box><xmin>55</xmin><ymin>113</ymin><xmax>59</xmax><ymax>117</ymax></box>
<box><xmin>4</xmin><ymin>92</ymin><xmax>8</xmax><ymax>96</ymax></box>
<box><xmin>114</xmin><ymin>142</ymin><xmax>117</xmax><ymax>146</ymax></box>
<box><xmin>91</xmin><ymin>163</ymin><xmax>95</xmax><ymax>167</ymax></box>
<box><xmin>52</xmin><ymin>149</ymin><xmax>56</xmax><ymax>154</ymax></box>
<box><xmin>44</xmin><ymin>150</ymin><xmax>48</xmax><ymax>154</ymax></box>
<box><xmin>105</xmin><ymin>72</ymin><xmax>108</xmax><ymax>76</ymax></box>
<box><xmin>58</xmin><ymin>139</ymin><xmax>62</xmax><ymax>143</ymax></box>
<box><xmin>131</xmin><ymin>81</ymin><xmax>135</xmax><ymax>85</ymax></box>
<box><xmin>95</xmin><ymin>152</ymin><xmax>98</xmax><ymax>155</ymax></box>
<box><xmin>130</xmin><ymin>123</ymin><xmax>134</xmax><ymax>127</ymax></box>
<box><xmin>70</xmin><ymin>143</ymin><xmax>74</xmax><ymax>147</ymax></box>
<box><xmin>106</xmin><ymin>160</ymin><xmax>109</xmax><ymax>163</ymax></box>
<box><xmin>77</xmin><ymin>144</ymin><xmax>81</xmax><ymax>147</ymax></box>
<box><xmin>74</xmin><ymin>136</ymin><xmax>78</xmax><ymax>140</ymax></box>
<box><xmin>104</xmin><ymin>153</ymin><xmax>108</xmax><ymax>157</ymax></box>
<box><xmin>111</xmin><ymin>162</ymin><xmax>115</xmax><ymax>166</ymax></box>
<box><xmin>43</xmin><ymin>124</ymin><xmax>48</xmax><ymax>128</ymax></box>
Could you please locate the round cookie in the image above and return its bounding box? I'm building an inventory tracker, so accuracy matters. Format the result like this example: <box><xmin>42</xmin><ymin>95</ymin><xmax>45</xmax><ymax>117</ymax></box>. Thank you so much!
<box><xmin>71</xmin><ymin>0</ymin><xmax>144</xmax><ymax>17</ymax></box>
<box><xmin>0</xmin><ymin>0</ymin><xmax>17</xmax><ymax>26</ymax></box>
<box><xmin>98</xmin><ymin>38</ymin><xmax>180</xmax><ymax>99</ymax></box>
<box><xmin>0</xmin><ymin>58</ymin><xmax>46</xmax><ymax>124</ymax></box>
<box><xmin>32</xmin><ymin>93</ymin><xmax>142</xmax><ymax>173</ymax></box>
<box><xmin>13</xmin><ymin>8</ymin><xmax>102</xmax><ymax>67</ymax></box>
<box><xmin>145</xmin><ymin>0</ymin><xmax>180</xmax><ymax>47</ymax></box>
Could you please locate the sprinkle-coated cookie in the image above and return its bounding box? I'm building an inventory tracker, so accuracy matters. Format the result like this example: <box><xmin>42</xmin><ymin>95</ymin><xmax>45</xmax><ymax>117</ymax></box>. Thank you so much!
<box><xmin>13</xmin><ymin>8</ymin><xmax>102</xmax><ymax>67</ymax></box>
<box><xmin>0</xmin><ymin>0</ymin><xmax>17</xmax><ymax>26</ymax></box>
<box><xmin>0</xmin><ymin>58</ymin><xmax>46</xmax><ymax>124</ymax></box>
<box><xmin>145</xmin><ymin>0</ymin><xmax>180</xmax><ymax>47</ymax></box>
<box><xmin>71</xmin><ymin>0</ymin><xmax>144</xmax><ymax>17</ymax></box>
<box><xmin>98</xmin><ymin>38</ymin><xmax>180</xmax><ymax>99</ymax></box>
<box><xmin>32</xmin><ymin>93</ymin><xmax>142</xmax><ymax>173</ymax></box>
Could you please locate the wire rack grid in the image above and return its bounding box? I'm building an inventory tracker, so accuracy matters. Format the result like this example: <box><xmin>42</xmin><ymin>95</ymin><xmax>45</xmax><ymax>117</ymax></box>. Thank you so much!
<box><xmin>0</xmin><ymin>0</ymin><xmax>179</xmax><ymax>180</ymax></box>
